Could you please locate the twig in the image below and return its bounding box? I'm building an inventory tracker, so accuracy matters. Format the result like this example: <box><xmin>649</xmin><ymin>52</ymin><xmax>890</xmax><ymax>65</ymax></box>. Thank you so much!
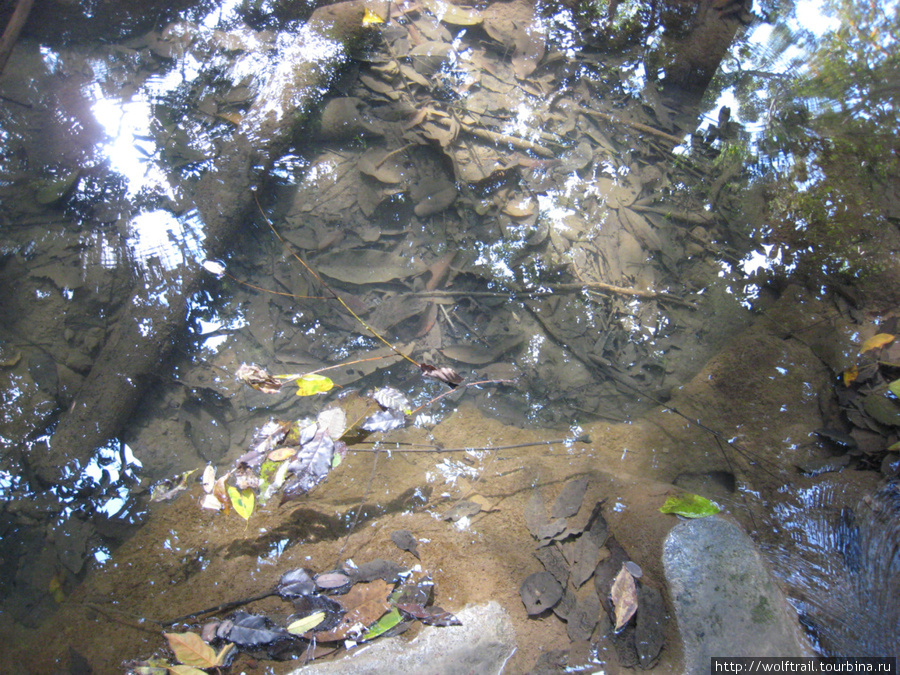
<box><xmin>161</xmin><ymin>591</ymin><xmax>275</xmax><ymax>627</ymax></box>
<box><xmin>460</xmin><ymin>124</ymin><xmax>555</xmax><ymax>158</ymax></box>
<box><xmin>584</xmin><ymin>109</ymin><xmax>685</xmax><ymax>146</ymax></box>
<box><xmin>349</xmin><ymin>434</ymin><xmax>591</xmax><ymax>453</ymax></box>
<box><xmin>0</xmin><ymin>0</ymin><xmax>34</xmax><ymax>75</ymax></box>
<box><xmin>253</xmin><ymin>192</ymin><xmax>421</xmax><ymax>368</ymax></box>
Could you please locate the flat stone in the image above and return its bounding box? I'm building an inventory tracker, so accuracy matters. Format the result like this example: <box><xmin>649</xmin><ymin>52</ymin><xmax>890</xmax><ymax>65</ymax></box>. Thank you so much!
<box><xmin>663</xmin><ymin>517</ymin><xmax>813</xmax><ymax>672</ymax></box>
<box><xmin>288</xmin><ymin>602</ymin><xmax>515</xmax><ymax>675</ymax></box>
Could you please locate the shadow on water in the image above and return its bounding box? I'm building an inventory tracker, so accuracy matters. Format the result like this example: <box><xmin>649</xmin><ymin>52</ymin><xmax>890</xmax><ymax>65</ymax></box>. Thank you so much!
<box><xmin>0</xmin><ymin>0</ymin><xmax>899</xmax><ymax>670</ymax></box>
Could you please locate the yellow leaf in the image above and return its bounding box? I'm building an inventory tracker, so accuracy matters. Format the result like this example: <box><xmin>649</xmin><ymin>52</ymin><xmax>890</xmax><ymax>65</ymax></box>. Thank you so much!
<box><xmin>843</xmin><ymin>364</ymin><xmax>858</xmax><ymax>386</ymax></box>
<box><xmin>362</xmin><ymin>7</ymin><xmax>385</xmax><ymax>25</ymax></box>
<box><xmin>860</xmin><ymin>333</ymin><xmax>894</xmax><ymax>354</ymax></box>
<box><xmin>227</xmin><ymin>486</ymin><xmax>255</xmax><ymax>521</ymax></box>
<box><xmin>214</xmin><ymin>643</ymin><xmax>235</xmax><ymax>667</ymax></box>
<box><xmin>49</xmin><ymin>571</ymin><xmax>66</xmax><ymax>603</ymax></box>
<box><xmin>268</xmin><ymin>446</ymin><xmax>297</xmax><ymax>462</ymax></box>
<box><xmin>164</xmin><ymin>632</ymin><xmax>217</xmax><ymax>668</ymax></box>
<box><xmin>295</xmin><ymin>373</ymin><xmax>334</xmax><ymax>396</ymax></box>
<box><xmin>287</xmin><ymin>611</ymin><xmax>326</xmax><ymax>635</ymax></box>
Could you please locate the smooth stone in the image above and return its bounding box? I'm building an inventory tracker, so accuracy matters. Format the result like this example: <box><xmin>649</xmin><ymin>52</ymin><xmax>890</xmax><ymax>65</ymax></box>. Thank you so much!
<box><xmin>663</xmin><ymin>517</ymin><xmax>813</xmax><ymax>673</ymax></box>
<box><xmin>288</xmin><ymin>601</ymin><xmax>516</xmax><ymax>675</ymax></box>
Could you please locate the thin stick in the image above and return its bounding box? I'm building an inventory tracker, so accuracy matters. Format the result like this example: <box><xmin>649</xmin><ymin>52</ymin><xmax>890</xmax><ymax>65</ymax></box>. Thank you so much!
<box><xmin>0</xmin><ymin>0</ymin><xmax>34</xmax><ymax>75</ymax></box>
<box><xmin>408</xmin><ymin>378</ymin><xmax>515</xmax><ymax>415</ymax></box>
<box><xmin>162</xmin><ymin>591</ymin><xmax>275</xmax><ymax>627</ymax></box>
<box><xmin>253</xmin><ymin>192</ymin><xmax>420</xmax><ymax>367</ymax></box>
<box><xmin>349</xmin><ymin>435</ymin><xmax>590</xmax><ymax>453</ymax></box>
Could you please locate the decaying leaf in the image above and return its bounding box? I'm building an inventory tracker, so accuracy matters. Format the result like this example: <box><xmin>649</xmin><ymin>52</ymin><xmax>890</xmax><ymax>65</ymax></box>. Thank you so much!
<box><xmin>420</xmin><ymin>363</ymin><xmax>463</xmax><ymax>386</ymax></box>
<box><xmin>390</xmin><ymin>529</ymin><xmax>420</xmax><ymax>559</ymax></box>
<box><xmin>373</xmin><ymin>387</ymin><xmax>410</xmax><ymax>413</ymax></box>
<box><xmin>362</xmin><ymin>408</ymin><xmax>406</xmax><ymax>432</ymax></box>
<box><xmin>235</xmin><ymin>363</ymin><xmax>282</xmax><ymax>393</ymax></box>
<box><xmin>860</xmin><ymin>333</ymin><xmax>894</xmax><ymax>354</ymax></box>
<box><xmin>315</xmin><ymin>579</ymin><xmax>393</xmax><ymax>642</ymax></box>
<box><xmin>276</xmin><ymin>567</ymin><xmax>317</xmax><ymax>598</ymax></box>
<box><xmin>317</xmin><ymin>407</ymin><xmax>347</xmax><ymax>440</ymax></box>
<box><xmin>150</xmin><ymin>469</ymin><xmax>198</xmax><ymax>502</ymax></box>
<box><xmin>843</xmin><ymin>364</ymin><xmax>859</xmax><ymax>386</ymax></box>
<box><xmin>397</xmin><ymin>603</ymin><xmax>461</xmax><ymax>626</ymax></box>
<box><xmin>280</xmin><ymin>429</ymin><xmax>335</xmax><ymax>503</ymax></box>
<box><xmin>220</xmin><ymin>612</ymin><xmax>290</xmax><ymax>647</ymax></box>
<box><xmin>520</xmin><ymin>571</ymin><xmax>563</xmax><ymax>615</ymax></box>
<box><xmin>201</xmin><ymin>464</ymin><xmax>216</xmax><ymax>494</ymax></box>
<box><xmin>421</xmin><ymin>0</ymin><xmax>482</xmax><ymax>25</ymax></box>
<box><xmin>659</xmin><ymin>493</ymin><xmax>720</xmax><ymax>518</ymax></box>
<box><xmin>610</xmin><ymin>565</ymin><xmax>638</xmax><ymax>631</ymax></box>
<box><xmin>315</xmin><ymin>249</ymin><xmax>430</xmax><ymax>285</ymax></box>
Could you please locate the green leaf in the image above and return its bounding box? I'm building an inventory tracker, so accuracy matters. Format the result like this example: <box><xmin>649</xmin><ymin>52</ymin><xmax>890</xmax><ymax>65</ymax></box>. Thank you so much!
<box><xmin>863</xmin><ymin>394</ymin><xmax>900</xmax><ymax>427</ymax></box>
<box><xmin>295</xmin><ymin>373</ymin><xmax>334</xmax><ymax>396</ymax></box>
<box><xmin>164</xmin><ymin>632</ymin><xmax>217</xmax><ymax>668</ymax></box>
<box><xmin>659</xmin><ymin>493</ymin><xmax>720</xmax><ymax>518</ymax></box>
<box><xmin>286</xmin><ymin>611</ymin><xmax>326</xmax><ymax>635</ymax></box>
<box><xmin>227</xmin><ymin>486</ymin><xmax>255</xmax><ymax>521</ymax></box>
<box><xmin>888</xmin><ymin>378</ymin><xmax>900</xmax><ymax>399</ymax></box>
<box><xmin>361</xmin><ymin>607</ymin><xmax>402</xmax><ymax>641</ymax></box>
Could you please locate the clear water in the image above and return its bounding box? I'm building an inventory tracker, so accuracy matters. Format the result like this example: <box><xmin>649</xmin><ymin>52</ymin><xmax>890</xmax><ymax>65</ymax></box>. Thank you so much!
<box><xmin>0</xmin><ymin>0</ymin><xmax>898</xmax><ymax>670</ymax></box>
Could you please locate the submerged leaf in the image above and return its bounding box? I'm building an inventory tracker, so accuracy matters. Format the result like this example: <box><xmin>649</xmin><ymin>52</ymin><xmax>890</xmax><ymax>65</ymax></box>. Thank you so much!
<box><xmin>659</xmin><ymin>493</ymin><xmax>720</xmax><ymax>518</ymax></box>
<box><xmin>235</xmin><ymin>363</ymin><xmax>282</xmax><ymax>393</ymax></box>
<box><xmin>223</xmin><ymin>612</ymin><xmax>290</xmax><ymax>647</ymax></box>
<box><xmin>610</xmin><ymin>565</ymin><xmax>638</xmax><ymax>631</ymax></box>
<box><xmin>277</xmin><ymin>567</ymin><xmax>317</xmax><ymax>598</ymax></box>
<box><xmin>164</xmin><ymin>632</ymin><xmax>217</xmax><ymax>668</ymax></box>
<box><xmin>860</xmin><ymin>333</ymin><xmax>894</xmax><ymax>354</ymax></box>
<box><xmin>420</xmin><ymin>363</ymin><xmax>463</xmax><ymax>386</ymax></box>
<box><xmin>362</xmin><ymin>7</ymin><xmax>384</xmax><ymax>25</ymax></box>
<box><xmin>362</xmin><ymin>607</ymin><xmax>402</xmax><ymax>640</ymax></box>
<box><xmin>362</xmin><ymin>408</ymin><xmax>406</xmax><ymax>432</ymax></box>
<box><xmin>295</xmin><ymin>373</ymin><xmax>334</xmax><ymax>396</ymax></box>
<box><xmin>397</xmin><ymin>603</ymin><xmax>461</xmax><ymax>626</ymax></box>
<box><xmin>227</xmin><ymin>486</ymin><xmax>255</xmax><ymax>521</ymax></box>
<box><xmin>520</xmin><ymin>571</ymin><xmax>562</xmax><ymax>615</ymax></box>
<box><xmin>373</xmin><ymin>387</ymin><xmax>410</xmax><ymax>413</ymax></box>
<box><xmin>287</xmin><ymin>611</ymin><xmax>326</xmax><ymax>635</ymax></box>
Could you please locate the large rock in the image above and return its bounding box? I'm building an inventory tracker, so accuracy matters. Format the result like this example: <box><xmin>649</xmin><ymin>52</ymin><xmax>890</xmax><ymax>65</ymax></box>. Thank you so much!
<box><xmin>288</xmin><ymin>602</ymin><xmax>516</xmax><ymax>675</ymax></box>
<box><xmin>663</xmin><ymin>517</ymin><xmax>813</xmax><ymax>672</ymax></box>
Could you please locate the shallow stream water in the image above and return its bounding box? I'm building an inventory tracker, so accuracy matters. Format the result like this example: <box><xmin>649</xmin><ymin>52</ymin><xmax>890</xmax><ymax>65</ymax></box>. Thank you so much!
<box><xmin>1</xmin><ymin>0</ymin><xmax>898</xmax><ymax>671</ymax></box>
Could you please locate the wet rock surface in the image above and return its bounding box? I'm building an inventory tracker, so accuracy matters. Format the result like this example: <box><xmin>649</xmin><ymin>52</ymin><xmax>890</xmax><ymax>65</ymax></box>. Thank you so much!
<box><xmin>287</xmin><ymin>602</ymin><xmax>516</xmax><ymax>675</ymax></box>
<box><xmin>663</xmin><ymin>517</ymin><xmax>814</xmax><ymax>671</ymax></box>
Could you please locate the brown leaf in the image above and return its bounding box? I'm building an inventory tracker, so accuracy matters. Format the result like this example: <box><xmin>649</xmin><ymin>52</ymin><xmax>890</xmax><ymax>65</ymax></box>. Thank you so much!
<box><xmin>164</xmin><ymin>632</ymin><xmax>217</xmax><ymax>668</ymax></box>
<box><xmin>235</xmin><ymin>363</ymin><xmax>282</xmax><ymax>393</ymax></box>
<box><xmin>420</xmin><ymin>363</ymin><xmax>464</xmax><ymax>387</ymax></box>
<box><xmin>610</xmin><ymin>565</ymin><xmax>638</xmax><ymax>631</ymax></box>
<box><xmin>315</xmin><ymin>580</ymin><xmax>393</xmax><ymax>641</ymax></box>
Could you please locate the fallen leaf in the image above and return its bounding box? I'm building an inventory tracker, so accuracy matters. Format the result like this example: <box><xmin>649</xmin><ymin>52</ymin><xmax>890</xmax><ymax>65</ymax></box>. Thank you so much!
<box><xmin>860</xmin><ymin>333</ymin><xmax>894</xmax><ymax>353</ymax></box>
<box><xmin>520</xmin><ymin>571</ymin><xmax>563</xmax><ymax>615</ymax></box>
<box><xmin>221</xmin><ymin>612</ymin><xmax>290</xmax><ymax>647</ymax></box>
<box><xmin>201</xmin><ymin>464</ymin><xmax>216</xmax><ymax>494</ymax></box>
<box><xmin>397</xmin><ymin>603</ymin><xmax>461</xmax><ymax>626</ymax></box>
<box><xmin>315</xmin><ymin>249</ymin><xmax>429</xmax><ymax>284</ymax></box>
<box><xmin>317</xmin><ymin>407</ymin><xmax>347</xmax><ymax>440</ymax></box>
<box><xmin>287</xmin><ymin>611</ymin><xmax>326</xmax><ymax>635</ymax></box>
<box><xmin>610</xmin><ymin>565</ymin><xmax>638</xmax><ymax>631</ymax></box>
<box><xmin>235</xmin><ymin>363</ymin><xmax>282</xmax><ymax>393</ymax></box>
<box><xmin>420</xmin><ymin>363</ymin><xmax>463</xmax><ymax>386</ymax></box>
<box><xmin>362</xmin><ymin>408</ymin><xmax>406</xmax><ymax>432</ymax></box>
<box><xmin>276</xmin><ymin>567</ymin><xmax>317</xmax><ymax>598</ymax></box>
<box><xmin>659</xmin><ymin>493</ymin><xmax>720</xmax><ymax>518</ymax></box>
<box><xmin>361</xmin><ymin>607</ymin><xmax>403</xmax><ymax>640</ymax></box>
<box><xmin>390</xmin><ymin>530</ymin><xmax>420</xmax><ymax>559</ymax></box>
<box><xmin>421</xmin><ymin>0</ymin><xmax>482</xmax><ymax>25</ymax></box>
<box><xmin>267</xmin><ymin>446</ymin><xmax>297</xmax><ymax>462</ymax></box>
<box><xmin>843</xmin><ymin>364</ymin><xmax>858</xmax><ymax>386</ymax></box>
<box><xmin>164</xmin><ymin>632</ymin><xmax>217</xmax><ymax>668</ymax></box>
<box><xmin>373</xmin><ymin>387</ymin><xmax>410</xmax><ymax>413</ymax></box>
<box><xmin>227</xmin><ymin>486</ymin><xmax>255</xmax><ymax>521</ymax></box>
<box><xmin>295</xmin><ymin>373</ymin><xmax>334</xmax><ymax>396</ymax></box>
<box><xmin>362</xmin><ymin>7</ymin><xmax>384</xmax><ymax>25</ymax></box>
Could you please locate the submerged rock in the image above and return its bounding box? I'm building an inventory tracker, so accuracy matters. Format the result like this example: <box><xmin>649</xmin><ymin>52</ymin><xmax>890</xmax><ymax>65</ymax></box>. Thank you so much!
<box><xmin>663</xmin><ymin>517</ymin><xmax>813</xmax><ymax>672</ymax></box>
